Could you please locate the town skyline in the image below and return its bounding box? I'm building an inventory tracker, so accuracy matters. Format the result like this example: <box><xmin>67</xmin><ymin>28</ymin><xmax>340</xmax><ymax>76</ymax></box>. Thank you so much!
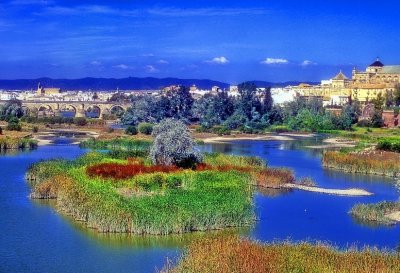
<box><xmin>1</xmin><ymin>0</ymin><xmax>399</xmax><ymax>82</ymax></box>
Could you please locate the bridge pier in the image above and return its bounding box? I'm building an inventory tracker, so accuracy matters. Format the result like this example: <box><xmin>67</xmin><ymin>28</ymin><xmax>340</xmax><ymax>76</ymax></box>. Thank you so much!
<box><xmin>75</xmin><ymin>109</ymin><xmax>86</xmax><ymax>118</ymax></box>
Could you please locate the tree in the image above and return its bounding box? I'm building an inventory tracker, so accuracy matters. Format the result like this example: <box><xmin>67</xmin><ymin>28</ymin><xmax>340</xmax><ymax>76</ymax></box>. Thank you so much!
<box><xmin>395</xmin><ymin>85</ymin><xmax>400</xmax><ymax>106</ymax></box>
<box><xmin>165</xmin><ymin>86</ymin><xmax>194</xmax><ymax>120</ymax></box>
<box><xmin>7</xmin><ymin>117</ymin><xmax>22</xmax><ymax>131</ymax></box>
<box><xmin>149</xmin><ymin>119</ymin><xmax>202</xmax><ymax>168</ymax></box>
<box><xmin>237</xmin><ymin>82</ymin><xmax>260</xmax><ymax>120</ymax></box>
<box><xmin>385</xmin><ymin>90</ymin><xmax>394</xmax><ymax>108</ymax></box>
<box><xmin>371</xmin><ymin>92</ymin><xmax>385</xmax><ymax>111</ymax></box>
<box><xmin>261</xmin><ymin>87</ymin><xmax>273</xmax><ymax>113</ymax></box>
<box><xmin>1</xmin><ymin>99</ymin><xmax>23</xmax><ymax>118</ymax></box>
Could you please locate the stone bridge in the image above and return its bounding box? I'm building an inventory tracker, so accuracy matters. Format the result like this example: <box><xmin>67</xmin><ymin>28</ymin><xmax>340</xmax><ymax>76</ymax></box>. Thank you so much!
<box><xmin>3</xmin><ymin>100</ymin><xmax>131</xmax><ymax>119</ymax></box>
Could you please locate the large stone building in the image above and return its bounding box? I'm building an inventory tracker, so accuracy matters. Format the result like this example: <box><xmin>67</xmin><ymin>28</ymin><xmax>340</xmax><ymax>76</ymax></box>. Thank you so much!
<box><xmin>294</xmin><ymin>59</ymin><xmax>400</xmax><ymax>105</ymax></box>
<box><xmin>37</xmin><ymin>83</ymin><xmax>61</xmax><ymax>96</ymax></box>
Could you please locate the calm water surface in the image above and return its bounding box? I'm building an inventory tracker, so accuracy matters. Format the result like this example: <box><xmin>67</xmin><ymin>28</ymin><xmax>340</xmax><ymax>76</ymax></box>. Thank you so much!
<box><xmin>1</xmin><ymin>136</ymin><xmax>399</xmax><ymax>272</ymax></box>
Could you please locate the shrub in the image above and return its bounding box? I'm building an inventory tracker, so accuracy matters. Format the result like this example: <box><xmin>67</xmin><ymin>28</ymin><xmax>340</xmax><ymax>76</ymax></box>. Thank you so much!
<box><xmin>357</xmin><ymin>119</ymin><xmax>372</xmax><ymax>127</ymax></box>
<box><xmin>32</xmin><ymin>126</ymin><xmax>39</xmax><ymax>133</ymax></box>
<box><xmin>150</xmin><ymin>119</ymin><xmax>203</xmax><ymax>168</ymax></box>
<box><xmin>7</xmin><ymin>117</ymin><xmax>22</xmax><ymax>131</ymax></box>
<box><xmin>212</xmin><ymin>126</ymin><xmax>231</xmax><ymax>136</ymax></box>
<box><xmin>0</xmin><ymin>126</ymin><xmax>2</xmax><ymax>135</ymax></box>
<box><xmin>138</xmin><ymin>123</ymin><xmax>154</xmax><ymax>135</ymax></box>
<box><xmin>73</xmin><ymin>117</ymin><xmax>87</xmax><ymax>126</ymax></box>
<box><xmin>107</xmin><ymin>127</ymin><xmax>114</xmax><ymax>133</ymax></box>
<box><xmin>377</xmin><ymin>137</ymin><xmax>400</xmax><ymax>153</ymax></box>
<box><xmin>125</xmin><ymin>125</ymin><xmax>138</xmax><ymax>135</ymax></box>
<box><xmin>268</xmin><ymin>125</ymin><xmax>290</xmax><ymax>133</ymax></box>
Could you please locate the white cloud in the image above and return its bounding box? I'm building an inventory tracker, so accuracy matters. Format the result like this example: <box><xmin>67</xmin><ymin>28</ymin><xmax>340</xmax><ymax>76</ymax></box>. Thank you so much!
<box><xmin>141</xmin><ymin>53</ymin><xmax>155</xmax><ymax>57</ymax></box>
<box><xmin>90</xmin><ymin>60</ymin><xmax>102</xmax><ymax>66</ymax></box>
<box><xmin>10</xmin><ymin>0</ymin><xmax>54</xmax><ymax>5</ymax></box>
<box><xmin>148</xmin><ymin>8</ymin><xmax>268</xmax><ymax>17</ymax></box>
<box><xmin>146</xmin><ymin>65</ymin><xmax>159</xmax><ymax>73</ymax></box>
<box><xmin>261</xmin><ymin>58</ymin><xmax>289</xmax><ymax>65</ymax></box>
<box><xmin>206</xmin><ymin>56</ymin><xmax>229</xmax><ymax>64</ymax></box>
<box><xmin>301</xmin><ymin>60</ymin><xmax>317</xmax><ymax>66</ymax></box>
<box><xmin>158</xmin><ymin>59</ymin><xmax>169</xmax><ymax>64</ymax></box>
<box><xmin>113</xmin><ymin>64</ymin><xmax>132</xmax><ymax>70</ymax></box>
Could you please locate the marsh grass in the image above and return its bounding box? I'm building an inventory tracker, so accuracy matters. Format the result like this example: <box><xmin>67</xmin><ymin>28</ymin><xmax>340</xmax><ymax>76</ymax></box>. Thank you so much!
<box><xmin>323</xmin><ymin>151</ymin><xmax>400</xmax><ymax>178</ymax></box>
<box><xmin>26</xmin><ymin>151</ymin><xmax>305</xmax><ymax>235</ymax></box>
<box><xmin>0</xmin><ymin>137</ymin><xmax>37</xmax><ymax>150</ymax></box>
<box><xmin>350</xmin><ymin>201</ymin><xmax>400</xmax><ymax>225</ymax></box>
<box><xmin>161</xmin><ymin>236</ymin><xmax>400</xmax><ymax>273</ymax></box>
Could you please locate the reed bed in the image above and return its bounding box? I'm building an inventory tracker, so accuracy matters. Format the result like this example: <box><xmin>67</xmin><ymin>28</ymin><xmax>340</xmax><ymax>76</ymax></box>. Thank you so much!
<box><xmin>161</xmin><ymin>236</ymin><xmax>400</xmax><ymax>273</ymax></box>
<box><xmin>26</xmin><ymin>150</ymin><xmax>308</xmax><ymax>235</ymax></box>
<box><xmin>80</xmin><ymin>138</ymin><xmax>151</xmax><ymax>151</ymax></box>
<box><xmin>350</xmin><ymin>201</ymin><xmax>400</xmax><ymax>225</ymax></box>
<box><xmin>323</xmin><ymin>151</ymin><xmax>400</xmax><ymax>178</ymax></box>
<box><xmin>0</xmin><ymin>137</ymin><xmax>37</xmax><ymax>150</ymax></box>
<box><xmin>27</xmin><ymin>152</ymin><xmax>256</xmax><ymax>235</ymax></box>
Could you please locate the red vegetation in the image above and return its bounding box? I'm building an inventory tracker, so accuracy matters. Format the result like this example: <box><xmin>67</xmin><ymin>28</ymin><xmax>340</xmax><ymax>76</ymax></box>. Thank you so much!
<box><xmin>87</xmin><ymin>163</ymin><xmax>181</xmax><ymax>179</ymax></box>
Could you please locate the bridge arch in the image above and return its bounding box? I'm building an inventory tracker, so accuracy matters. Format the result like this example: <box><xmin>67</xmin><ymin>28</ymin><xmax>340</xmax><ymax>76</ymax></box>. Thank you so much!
<box><xmin>85</xmin><ymin>105</ymin><xmax>102</xmax><ymax>119</ymax></box>
<box><xmin>59</xmin><ymin>104</ymin><xmax>78</xmax><ymax>118</ymax></box>
<box><xmin>38</xmin><ymin>104</ymin><xmax>54</xmax><ymax>117</ymax></box>
<box><xmin>110</xmin><ymin>105</ymin><xmax>126</xmax><ymax>118</ymax></box>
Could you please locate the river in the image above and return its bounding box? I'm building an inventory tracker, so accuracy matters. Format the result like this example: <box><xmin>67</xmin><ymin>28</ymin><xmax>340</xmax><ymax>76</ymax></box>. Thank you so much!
<box><xmin>1</xmin><ymin>136</ymin><xmax>399</xmax><ymax>272</ymax></box>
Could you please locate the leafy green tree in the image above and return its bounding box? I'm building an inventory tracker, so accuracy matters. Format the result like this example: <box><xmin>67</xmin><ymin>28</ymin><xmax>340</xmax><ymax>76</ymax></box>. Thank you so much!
<box><xmin>261</xmin><ymin>87</ymin><xmax>273</xmax><ymax>113</ymax></box>
<box><xmin>165</xmin><ymin>86</ymin><xmax>194</xmax><ymax>120</ymax></box>
<box><xmin>149</xmin><ymin>119</ymin><xmax>202</xmax><ymax>168</ymax></box>
<box><xmin>371</xmin><ymin>92</ymin><xmax>385</xmax><ymax>111</ymax></box>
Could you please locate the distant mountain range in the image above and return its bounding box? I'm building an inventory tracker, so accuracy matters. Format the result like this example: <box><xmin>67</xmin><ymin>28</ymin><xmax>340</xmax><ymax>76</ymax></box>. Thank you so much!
<box><xmin>0</xmin><ymin>77</ymin><xmax>319</xmax><ymax>91</ymax></box>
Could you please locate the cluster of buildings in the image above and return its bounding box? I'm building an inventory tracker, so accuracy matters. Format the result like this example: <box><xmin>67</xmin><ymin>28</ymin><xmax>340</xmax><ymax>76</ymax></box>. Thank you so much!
<box><xmin>291</xmin><ymin>59</ymin><xmax>400</xmax><ymax>106</ymax></box>
<box><xmin>1</xmin><ymin>58</ymin><xmax>399</xmax><ymax>110</ymax></box>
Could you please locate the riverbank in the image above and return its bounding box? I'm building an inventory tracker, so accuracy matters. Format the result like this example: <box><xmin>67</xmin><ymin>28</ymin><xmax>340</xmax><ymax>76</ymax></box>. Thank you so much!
<box><xmin>161</xmin><ymin>236</ymin><xmax>400</xmax><ymax>273</ymax></box>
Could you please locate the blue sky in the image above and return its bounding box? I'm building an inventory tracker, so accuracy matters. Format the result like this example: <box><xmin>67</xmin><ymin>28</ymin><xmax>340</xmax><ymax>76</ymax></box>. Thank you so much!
<box><xmin>0</xmin><ymin>0</ymin><xmax>399</xmax><ymax>83</ymax></box>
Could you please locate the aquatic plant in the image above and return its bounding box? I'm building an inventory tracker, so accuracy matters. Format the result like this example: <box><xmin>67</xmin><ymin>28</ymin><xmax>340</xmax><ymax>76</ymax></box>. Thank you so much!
<box><xmin>27</xmin><ymin>154</ymin><xmax>255</xmax><ymax>235</ymax></box>
<box><xmin>350</xmin><ymin>201</ymin><xmax>400</xmax><ymax>225</ymax></box>
<box><xmin>79</xmin><ymin>138</ymin><xmax>151</xmax><ymax>151</ymax></box>
<box><xmin>161</xmin><ymin>236</ymin><xmax>400</xmax><ymax>273</ymax></box>
<box><xmin>0</xmin><ymin>137</ymin><xmax>37</xmax><ymax>150</ymax></box>
<box><xmin>323</xmin><ymin>151</ymin><xmax>400</xmax><ymax>178</ymax></box>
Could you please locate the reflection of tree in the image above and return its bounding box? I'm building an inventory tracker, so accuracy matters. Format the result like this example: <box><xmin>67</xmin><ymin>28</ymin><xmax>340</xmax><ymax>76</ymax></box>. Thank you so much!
<box><xmin>257</xmin><ymin>187</ymin><xmax>292</xmax><ymax>197</ymax></box>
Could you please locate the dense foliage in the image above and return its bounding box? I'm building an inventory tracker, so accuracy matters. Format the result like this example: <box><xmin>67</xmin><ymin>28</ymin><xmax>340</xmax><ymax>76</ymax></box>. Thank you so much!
<box><xmin>377</xmin><ymin>137</ymin><xmax>400</xmax><ymax>153</ymax></box>
<box><xmin>120</xmin><ymin>82</ymin><xmax>364</xmax><ymax>133</ymax></box>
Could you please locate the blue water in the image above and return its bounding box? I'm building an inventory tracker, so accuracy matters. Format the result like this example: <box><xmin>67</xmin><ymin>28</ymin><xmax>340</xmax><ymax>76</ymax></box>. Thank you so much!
<box><xmin>201</xmin><ymin>138</ymin><xmax>400</xmax><ymax>249</ymax></box>
<box><xmin>1</xmin><ymin>136</ymin><xmax>399</xmax><ymax>273</ymax></box>
<box><xmin>0</xmin><ymin>141</ymin><xmax>178</xmax><ymax>273</ymax></box>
